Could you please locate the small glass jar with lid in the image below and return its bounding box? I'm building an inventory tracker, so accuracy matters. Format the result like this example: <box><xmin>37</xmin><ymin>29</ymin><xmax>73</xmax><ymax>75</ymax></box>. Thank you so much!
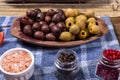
<box><xmin>96</xmin><ymin>48</ymin><xmax>120</xmax><ymax>80</ymax></box>
<box><xmin>54</xmin><ymin>49</ymin><xmax>80</xmax><ymax>80</ymax></box>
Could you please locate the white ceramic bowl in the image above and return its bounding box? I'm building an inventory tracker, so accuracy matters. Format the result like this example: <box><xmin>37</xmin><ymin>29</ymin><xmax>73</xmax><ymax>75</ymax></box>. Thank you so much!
<box><xmin>0</xmin><ymin>48</ymin><xmax>34</xmax><ymax>80</ymax></box>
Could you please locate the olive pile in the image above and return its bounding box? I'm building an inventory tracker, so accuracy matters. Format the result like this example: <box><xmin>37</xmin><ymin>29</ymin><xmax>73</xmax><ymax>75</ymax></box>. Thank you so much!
<box><xmin>20</xmin><ymin>8</ymin><xmax>66</xmax><ymax>41</ymax></box>
<box><xmin>59</xmin><ymin>8</ymin><xmax>101</xmax><ymax>41</ymax></box>
<box><xmin>20</xmin><ymin>8</ymin><xmax>101</xmax><ymax>42</ymax></box>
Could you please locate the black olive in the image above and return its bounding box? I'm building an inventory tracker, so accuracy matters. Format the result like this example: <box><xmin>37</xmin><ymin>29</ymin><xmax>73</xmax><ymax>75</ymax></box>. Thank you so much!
<box><xmin>55</xmin><ymin>9</ymin><xmax>64</xmax><ymax>15</ymax></box>
<box><xmin>52</xmin><ymin>14</ymin><xmax>61</xmax><ymax>23</ymax></box>
<box><xmin>23</xmin><ymin>25</ymin><xmax>33</xmax><ymax>36</ymax></box>
<box><xmin>51</xmin><ymin>25</ymin><xmax>61</xmax><ymax>37</ymax></box>
<box><xmin>49</xmin><ymin>22</ymin><xmax>56</xmax><ymax>29</ymax></box>
<box><xmin>61</xmin><ymin>14</ymin><xmax>66</xmax><ymax>21</ymax></box>
<box><xmin>36</xmin><ymin>12</ymin><xmax>45</xmax><ymax>22</ymax></box>
<box><xmin>39</xmin><ymin>21</ymin><xmax>47</xmax><ymax>26</ymax></box>
<box><xmin>46</xmin><ymin>9</ymin><xmax>56</xmax><ymax>17</ymax></box>
<box><xmin>34</xmin><ymin>31</ymin><xmax>45</xmax><ymax>40</ymax></box>
<box><xmin>28</xmin><ymin>18</ymin><xmax>34</xmax><ymax>25</ymax></box>
<box><xmin>45</xmin><ymin>33</ymin><xmax>56</xmax><ymax>41</ymax></box>
<box><xmin>45</xmin><ymin>16</ymin><xmax>52</xmax><ymax>24</ymax></box>
<box><xmin>20</xmin><ymin>17</ymin><xmax>35</xmax><ymax>26</ymax></box>
<box><xmin>26</xmin><ymin>10</ymin><xmax>37</xmax><ymax>20</ymax></box>
<box><xmin>32</xmin><ymin>22</ymin><xmax>41</xmax><ymax>31</ymax></box>
<box><xmin>34</xmin><ymin>8</ymin><xmax>41</xmax><ymax>14</ymax></box>
<box><xmin>41</xmin><ymin>25</ymin><xmax>50</xmax><ymax>34</ymax></box>
<box><xmin>20</xmin><ymin>17</ymin><xmax>29</xmax><ymax>25</ymax></box>
<box><xmin>57</xmin><ymin>22</ymin><xmax>66</xmax><ymax>30</ymax></box>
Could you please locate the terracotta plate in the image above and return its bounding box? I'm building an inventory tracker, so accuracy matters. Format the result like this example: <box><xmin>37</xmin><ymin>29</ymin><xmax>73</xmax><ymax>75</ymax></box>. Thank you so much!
<box><xmin>11</xmin><ymin>17</ymin><xmax>108</xmax><ymax>47</ymax></box>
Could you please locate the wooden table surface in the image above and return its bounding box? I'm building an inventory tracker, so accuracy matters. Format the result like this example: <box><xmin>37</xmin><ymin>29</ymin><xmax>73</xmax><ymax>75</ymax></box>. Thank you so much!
<box><xmin>0</xmin><ymin>1</ymin><xmax>120</xmax><ymax>44</ymax></box>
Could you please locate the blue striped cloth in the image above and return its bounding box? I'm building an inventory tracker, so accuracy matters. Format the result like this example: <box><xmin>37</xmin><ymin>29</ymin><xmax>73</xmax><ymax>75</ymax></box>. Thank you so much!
<box><xmin>0</xmin><ymin>16</ymin><xmax>120</xmax><ymax>80</ymax></box>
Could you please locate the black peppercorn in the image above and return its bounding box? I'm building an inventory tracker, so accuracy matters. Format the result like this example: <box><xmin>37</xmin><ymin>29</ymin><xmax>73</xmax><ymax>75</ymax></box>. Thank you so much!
<box><xmin>54</xmin><ymin>49</ymin><xmax>80</xmax><ymax>80</ymax></box>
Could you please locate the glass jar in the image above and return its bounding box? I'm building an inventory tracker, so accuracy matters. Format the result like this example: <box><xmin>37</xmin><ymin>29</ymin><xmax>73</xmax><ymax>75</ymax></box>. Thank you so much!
<box><xmin>54</xmin><ymin>49</ymin><xmax>80</xmax><ymax>80</ymax></box>
<box><xmin>95</xmin><ymin>49</ymin><xmax>120</xmax><ymax>80</ymax></box>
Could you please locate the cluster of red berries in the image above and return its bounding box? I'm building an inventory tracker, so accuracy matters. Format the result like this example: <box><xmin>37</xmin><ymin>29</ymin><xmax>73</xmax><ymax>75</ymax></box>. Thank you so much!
<box><xmin>103</xmin><ymin>49</ymin><xmax>120</xmax><ymax>60</ymax></box>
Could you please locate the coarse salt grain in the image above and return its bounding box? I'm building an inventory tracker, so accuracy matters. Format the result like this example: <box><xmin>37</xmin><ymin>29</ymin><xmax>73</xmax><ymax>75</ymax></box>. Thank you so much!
<box><xmin>1</xmin><ymin>50</ymin><xmax>32</xmax><ymax>73</ymax></box>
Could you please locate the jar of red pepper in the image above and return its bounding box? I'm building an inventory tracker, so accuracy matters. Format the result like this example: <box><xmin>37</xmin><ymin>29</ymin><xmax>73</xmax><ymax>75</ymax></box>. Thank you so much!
<box><xmin>96</xmin><ymin>48</ymin><xmax>120</xmax><ymax>80</ymax></box>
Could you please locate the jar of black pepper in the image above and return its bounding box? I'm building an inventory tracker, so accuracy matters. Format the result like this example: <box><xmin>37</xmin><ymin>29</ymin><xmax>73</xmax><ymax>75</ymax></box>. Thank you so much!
<box><xmin>54</xmin><ymin>49</ymin><xmax>80</xmax><ymax>80</ymax></box>
<box><xmin>96</xmin><ymin>49</ymin><xmax>120</xmax><ymax>80</ymax></box>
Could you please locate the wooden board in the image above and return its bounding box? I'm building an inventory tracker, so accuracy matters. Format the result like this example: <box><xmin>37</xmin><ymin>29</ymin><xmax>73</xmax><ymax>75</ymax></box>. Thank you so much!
<box><xmin>0</xmin><ymin>0</ymin><xmax>112</xmax><ymax>3</ymax></box>
<box><xmin>110</xmin><ymin>17</ymin><xmax>120</xmax><ymax>44</ymax></box>
<box><xmin>11</xmin><ymin>17</ymin><xmax>108</xmax><ymax>47</ymax></box>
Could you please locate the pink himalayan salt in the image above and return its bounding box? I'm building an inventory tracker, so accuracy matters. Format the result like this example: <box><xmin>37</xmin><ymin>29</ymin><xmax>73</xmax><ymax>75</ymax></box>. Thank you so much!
<box><xmin>1</xmin><ymin>50</ymin><xmax>32</xmax><ymax>73</ymax></box>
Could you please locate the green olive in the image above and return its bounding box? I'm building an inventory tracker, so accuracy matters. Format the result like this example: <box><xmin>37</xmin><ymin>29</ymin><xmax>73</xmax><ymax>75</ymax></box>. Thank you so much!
<box><xmin>59</xmin><ymin>31</ymin><xmax>72</xmax><ymax>41</ymax></box>
<box><xmin>69</xmin><ymin>24</ymin><xmax>80</xmax><ymax>35</ymax></box>
<box><xmin>87</xmin><ymin>17</ymin><xmax>96</xmax><ymax>24</ymax></box>
<box><xmin>66</xmin><ymin>20</ymin><xmax>74</xmax><ymax>29</ymax></box>
<box><xmin>78</xmin><ymin>29</ymin><xmax>89</xmax><ymax>39</ymax></box>
<box><xmin>75</xmin><ymin>15</ymin><xmax>87</xmax><ymax>22</ymax></box>
<box><xmin>88</xmin><ymin>24</ymin><xmax>101</xmax><ymax>35</ymax></box>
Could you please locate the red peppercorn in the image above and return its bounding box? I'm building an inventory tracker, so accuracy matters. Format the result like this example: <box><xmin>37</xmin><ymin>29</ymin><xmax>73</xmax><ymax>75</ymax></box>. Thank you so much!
<box><xmin>103</xmin><ymin>49</ymin><xmax>120</xmax><ymax>60</ymax></box>
<box><xmin>96</xmin><ymin>49</ymin><xmax>120</xmax><ymax>80</ymax></box>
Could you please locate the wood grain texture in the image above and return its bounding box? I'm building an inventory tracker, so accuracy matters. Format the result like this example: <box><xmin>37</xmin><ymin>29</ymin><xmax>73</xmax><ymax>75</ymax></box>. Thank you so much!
<box><xmin>0</xmin><ymin>1</ymin><xmax>120</xmax><ymax>16</ymax></box>
<box><xmin>110</xmin><ymin>17</ymin><xmax>120</xmax><ymax>43</ymax></box>
<box><xmin>0</xmin><ymin>0</ymin><xmax>113</xmax><ymax>3</ymax></box>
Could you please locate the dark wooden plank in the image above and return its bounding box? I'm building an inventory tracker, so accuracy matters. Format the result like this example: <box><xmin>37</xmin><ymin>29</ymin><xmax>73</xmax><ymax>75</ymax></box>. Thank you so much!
<box><xmin>1</xmin><ymin>0</ymin><xmax>112</xmax><ymax>3</ymax></box>
<box><xmin>110</xmin><ymin>17</ymin><xmax>120</xmax><ymax>43</ymax></box>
